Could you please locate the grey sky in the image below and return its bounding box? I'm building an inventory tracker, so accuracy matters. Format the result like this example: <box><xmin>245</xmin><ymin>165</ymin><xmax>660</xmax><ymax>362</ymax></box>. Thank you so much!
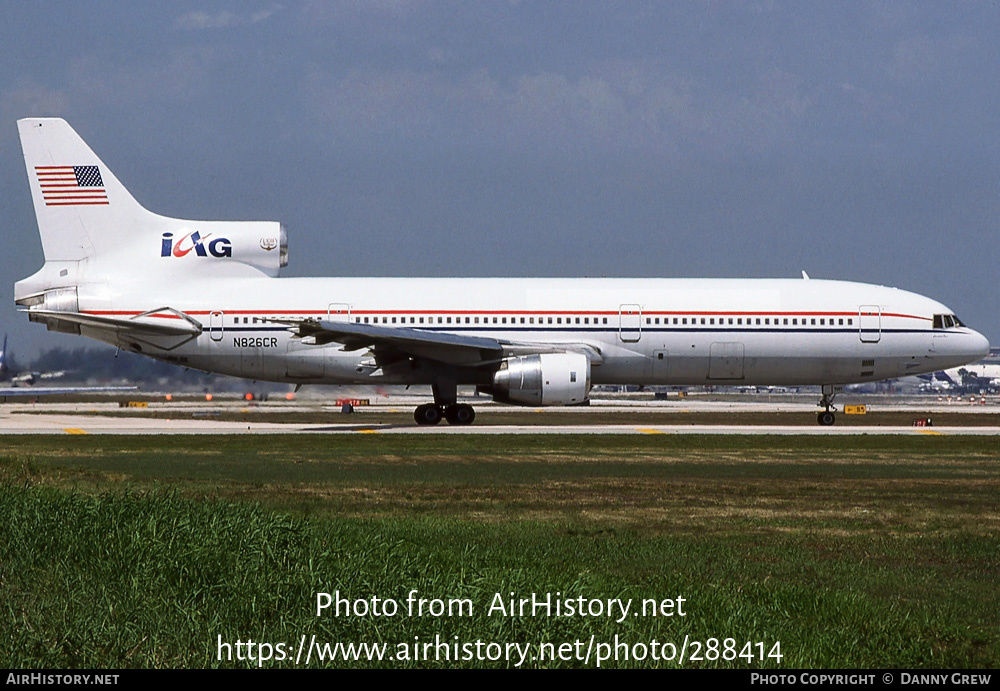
<box><xmin>1</xmin><ymin>1</ymin><xmax>997</xmax><ymax>358</ymax></box>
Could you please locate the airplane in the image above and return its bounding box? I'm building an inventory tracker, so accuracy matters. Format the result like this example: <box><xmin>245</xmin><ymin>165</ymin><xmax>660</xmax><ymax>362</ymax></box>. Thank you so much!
<box><xmin>0</xmin><ymin>334</ymin><xmax>68</xmax><ymax>385</ymax></box>
<box><xmin>0</xmin><ymin>333</ymin><xmax>135</xmax><ymax>397</ymax></box>
<box><xmin>918</xmin><ymin>362</ymin><xmax>1000</xmax><ymax>391</ymax></box>
<box><xmin>12</xmin><ymin>118</ymin><xmax>990</xmax><ymax>425</ymax></box>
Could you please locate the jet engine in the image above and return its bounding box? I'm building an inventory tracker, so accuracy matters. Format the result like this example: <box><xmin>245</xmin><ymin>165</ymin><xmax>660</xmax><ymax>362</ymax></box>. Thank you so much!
<box><xmin>482</xmin><ymin>352</ymin><xmax>591</xmax><ymax>406</ymax></box>
<box><xmin>161</xmin><ymin>222</ymin><xmax>289</xmax><ymax>277</ymax></box>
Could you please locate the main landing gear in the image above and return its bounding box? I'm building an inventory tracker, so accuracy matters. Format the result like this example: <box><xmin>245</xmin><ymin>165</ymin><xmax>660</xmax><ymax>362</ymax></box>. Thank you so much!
<box><xmin>817</xmin><ymin>385</ymin><xmax>837</xmax><ymax>426</ymax></box>
<box><xmin>414</xmin><ymin>403</ymin><xmax>476</xmax><ymax>426</ymax></box>
<box><xmin>413</xmin><ymin>379</ymin><xmax>476</xmax><ymax>426</ymax></box>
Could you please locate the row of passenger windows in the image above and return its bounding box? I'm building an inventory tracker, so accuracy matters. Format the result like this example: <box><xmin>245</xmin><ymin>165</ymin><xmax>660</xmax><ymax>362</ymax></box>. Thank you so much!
<box><xmin>349</xmin><ymin>315</ymin><xmax>855</xmax><ymax>327</ymax></box>
<box><xmin>357</xmin><ymin>315</ymin><xmax>611</xmax><ymax>325</ymax></box>
<box><xmin>644</xmin><ymin>316</ymin><xmax>854</xmax><ymax>327</ymax></box>
<box><xmin>228</xmin><ymin>314</ymin><xmax>857</xmax><ymax>327</ymax></box>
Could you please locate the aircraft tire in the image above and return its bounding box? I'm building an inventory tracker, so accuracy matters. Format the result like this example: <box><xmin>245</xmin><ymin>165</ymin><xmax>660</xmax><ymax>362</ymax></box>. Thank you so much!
<box><xmin>817</xmin><ymin>411</ymin><xmax>836</xmax><ymax>426</ymax></box>
<box><xmin>445</xmin><ymin>404</ymin><xmax>476</xmax><ymax>426</ymax></box>
<box><xmin>414</xmin><ymin>403</ymin><xmax>443</xmax><ymax>425</ymax></box>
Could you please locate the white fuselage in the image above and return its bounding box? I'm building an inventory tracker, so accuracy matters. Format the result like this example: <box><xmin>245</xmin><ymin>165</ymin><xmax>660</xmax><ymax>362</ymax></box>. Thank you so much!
<box><xmin>13</xmin><ymin>118</ymin><xmax>990</xmax><ymax>411</ymax></box>
<box><xmin>76</xmin><ymin>274</ymin><xmax>987</xmax><ymax>389</ymax></box>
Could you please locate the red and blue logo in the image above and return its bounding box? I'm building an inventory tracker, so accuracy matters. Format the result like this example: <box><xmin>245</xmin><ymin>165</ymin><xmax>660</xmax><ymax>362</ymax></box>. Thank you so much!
<box><xmin>160</xmin><ymin>232</ymin><xmax>231</xmax><ymax>258</ymax></box>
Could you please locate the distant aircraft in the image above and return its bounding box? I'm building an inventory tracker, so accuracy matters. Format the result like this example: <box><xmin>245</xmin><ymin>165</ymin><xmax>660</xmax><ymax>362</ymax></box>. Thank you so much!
<box><xmin>919</xmin><ymin>362</ymin><xmax>1000</xmax><ymax>390</ymax></box>
<box><xmin>0</xmin><ymin>333</ymin><xmax>67</xmax><ymax>385</ymax></box>
<box><xmin>12</xmin><ymin>118</ymin><xmax>990</xmax><ymax>425</ymax></box>
<box><xmin>0</xmin><ymin>333</ymin><xmax>134</xmax><ymax>397</ymax></box>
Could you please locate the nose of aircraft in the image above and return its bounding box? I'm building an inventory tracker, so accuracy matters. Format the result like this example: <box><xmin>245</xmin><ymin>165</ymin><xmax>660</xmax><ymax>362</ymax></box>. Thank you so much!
<box><xmin>958</xmin><ymin>328</ymin><xmax>991</xmax><ymax>365</ymax></box>
<box><xmin>933</xmin><ymin>326</ymin><xmax>990</xmax><ymax>370</ymax></box>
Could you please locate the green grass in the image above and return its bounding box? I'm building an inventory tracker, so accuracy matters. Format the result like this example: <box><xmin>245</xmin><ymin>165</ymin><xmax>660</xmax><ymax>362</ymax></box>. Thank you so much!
<box><xmin>1</xmin><ymin>435</ymin><xmax>997</xmax><ymax>667</ymax></box>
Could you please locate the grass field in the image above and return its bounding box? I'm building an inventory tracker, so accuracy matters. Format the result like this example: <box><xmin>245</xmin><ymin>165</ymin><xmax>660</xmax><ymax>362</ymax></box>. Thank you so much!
<box><xmin>1</xmin><ymin>434</ymin><xmax>997</xmax><ymax>668</ymax></box>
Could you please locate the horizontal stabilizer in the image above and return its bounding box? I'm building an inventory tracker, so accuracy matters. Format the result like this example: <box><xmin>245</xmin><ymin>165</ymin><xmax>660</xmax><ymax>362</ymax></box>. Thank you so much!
<box><xmin>25</xmin><ymin>307</ymin><xmax>203</xmax><ymax>338</ymax></box>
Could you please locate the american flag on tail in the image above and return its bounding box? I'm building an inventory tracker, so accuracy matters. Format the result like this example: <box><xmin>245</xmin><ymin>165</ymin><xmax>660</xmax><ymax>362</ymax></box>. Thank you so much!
<box><xmin>35</xmin><ymin>166</ymin><xmax>108</xmax><ymax>206</ymax></box>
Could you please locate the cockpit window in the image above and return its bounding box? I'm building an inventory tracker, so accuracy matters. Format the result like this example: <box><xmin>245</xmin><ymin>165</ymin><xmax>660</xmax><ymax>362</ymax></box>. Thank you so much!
<box><xmin>933</xmin><ymin>314</ymin><xmax>964</xmax><ymax>329</ymax></box>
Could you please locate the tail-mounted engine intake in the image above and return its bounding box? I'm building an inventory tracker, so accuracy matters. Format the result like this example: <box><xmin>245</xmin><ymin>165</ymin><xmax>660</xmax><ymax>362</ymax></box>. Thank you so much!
<box><xmin>482</xmin><ymin>352</ymin><xmax>591</xmax><ymax>406</ymax></box>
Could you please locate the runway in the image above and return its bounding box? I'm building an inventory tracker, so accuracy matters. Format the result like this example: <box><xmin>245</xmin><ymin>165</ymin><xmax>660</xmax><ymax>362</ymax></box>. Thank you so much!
<box><xmin>1</xmin><ymin>397</ymin><xmax>998</xmax><ymax>435</ymax></box>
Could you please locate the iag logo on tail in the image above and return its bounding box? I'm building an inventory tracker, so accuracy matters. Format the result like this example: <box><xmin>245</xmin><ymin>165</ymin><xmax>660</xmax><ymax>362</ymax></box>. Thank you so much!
<box><xmin>160</xmin><ymin>232</ymin><xmax>231</xmax><ymax>258</ymax></box>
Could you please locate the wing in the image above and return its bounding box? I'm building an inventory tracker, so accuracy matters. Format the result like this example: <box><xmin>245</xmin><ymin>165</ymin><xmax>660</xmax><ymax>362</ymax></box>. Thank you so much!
<box><xmin>274</xmin><ymin>318</ymin><xmax>604</xmax><ymax>368</ymax></box>
<box><xmin>276</xmin><ymin>319</ymin><xmax>503</xmax><ymax>366</ymax></box>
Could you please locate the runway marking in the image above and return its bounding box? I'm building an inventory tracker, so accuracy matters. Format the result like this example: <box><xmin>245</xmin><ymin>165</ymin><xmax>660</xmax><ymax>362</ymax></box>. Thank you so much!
<box><xmin>916</xmin><ymin>429</ymin><xmax>946</xmax><ymax>435</ymax></box>
<box><xmin>357</xmin><ymin>429</ymin><xmax>380</xmax><ymax>434</ymax></box>
<box><xmin>63</xmin><ymin>428</ymin><xmax>88</xmax><ymax>435</ymax></box>
<box><xmin>637</xmin><ymin>428</ymin><xmax>667</xmax><ymax>435</ymax></box>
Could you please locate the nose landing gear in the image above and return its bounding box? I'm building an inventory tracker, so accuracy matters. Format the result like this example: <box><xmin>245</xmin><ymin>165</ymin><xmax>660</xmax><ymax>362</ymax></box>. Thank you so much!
<box><xmin>817</xmin><ymin>385</ymin><xmax>838</xmax><ymax>426</ymax></box>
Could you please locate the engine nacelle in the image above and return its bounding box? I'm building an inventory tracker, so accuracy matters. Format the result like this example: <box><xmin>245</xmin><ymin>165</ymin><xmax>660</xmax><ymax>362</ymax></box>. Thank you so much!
<box><xmin>484</xmin><ymin>353</ymin><xmax>591</xmax><ymax>406</ymax></box>
<box><xmin>157</xmin><ymin>222</ymin><xmax>288</xmax><ymax>277</ymax></box>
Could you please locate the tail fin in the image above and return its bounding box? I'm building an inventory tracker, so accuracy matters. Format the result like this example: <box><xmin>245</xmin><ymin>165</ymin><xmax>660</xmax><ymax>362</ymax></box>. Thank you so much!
<box><xmin>18</xmin><ymin>118</ymin><xmax>149</xmax><ymax>263</ymax></box>
<box><xmin>16</xmin><ymin>118</ymin><xmax>286</xmax><ymax>302</ymax></box>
